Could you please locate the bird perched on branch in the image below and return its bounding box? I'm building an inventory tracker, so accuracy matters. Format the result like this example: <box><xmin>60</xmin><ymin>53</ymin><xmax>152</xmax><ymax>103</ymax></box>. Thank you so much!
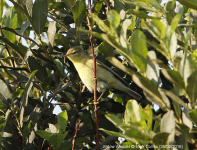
<box><xmin>63</xmin><ymin>46</ymin><xmax>142</xmax><ymax>100</ymax></box>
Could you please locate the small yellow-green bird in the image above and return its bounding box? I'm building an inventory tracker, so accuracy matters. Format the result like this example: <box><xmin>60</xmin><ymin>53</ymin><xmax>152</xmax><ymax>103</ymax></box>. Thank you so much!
<box><xmin>63</xmin><ymin>46</ymin><xmax>142</xmax><ymax>100</ymax></box>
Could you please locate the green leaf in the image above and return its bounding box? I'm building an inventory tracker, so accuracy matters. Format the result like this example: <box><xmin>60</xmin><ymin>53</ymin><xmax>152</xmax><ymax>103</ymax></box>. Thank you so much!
<box><xmin>0</xmin><ymin>36</ymin><xmax>28</xmax><ymax>68</ymax></box>
<box><xmin>169</xmin><ymin>32</ymin><xmax>177</xmax><ymax>59</ymax></box>
<box><xmin>47</xmin><ymin>21</ymin><xmax>56</xmax><ymax>52</ymax></box>
<box><xmin>62</xmin><ymin>0</ymin><xmax>75</xmax><ymax>12</ymax></box>
<box><xmin>130</xmin><ymin>30</ymin><xmax>148</xmax><ymax>74</ymax></box>
<box><xmin>160</xmin><ymin>111</ymin><xmax>175</xmax><ymax>144</ymax></box>
<box><xmin>107</xmin><ymin>10</ymin><xmax>121</xmax><ymax>30</ymax></box>
<box><xmin>0</xmin><ymin>79</ymin><xmax>12</xmax><ymax>108</ymax></box>
<box><xmin>120</xmin><ymin>19</ymin><xmax>132</xmax><ymax>48</ymax></box>
<box><xmin>127</xmin><ymin>9</ymin><xmax>159</xmax><ymax>19</ymax></box>
<box><xmin>20</xmin><ymin>70</ymin><xmax>37</xmax><ymax>128</ymax></box>
<box><xmin>91</xmin><ymin>13</ymin><xmax>111</xmax><ymax>33</ymax></box>
<box><xmin>162</xmin><ymin>89</ymin><xmax>189</xmax><ymax>110</ymax></box>
<box><xmin>153</xmin><ymin>132</ymin><xmax>170</xmax><ymax>145</ymax></box>
<box><xmin>186</xmin><ymin>70</ymin><xmax>197</xmax><ymax>105</ymax></box>
<box><xmin>170</xmin><ymin>14</ymin><xmax>182</xmax><ymax>36</ymax></box>
<box><xmin>2</xmin><ymin>7</ymin><xmax>17</xmax><ymax>43</ymax></box>
<box><xmin>188</xmin><ymin>109</ymin><xmax>197</xmax><ymax>125</ymax></box>
<box><xmin>124</xmin><ymin>100</ymin><xmax>141</xmax><ymax>125</ymax></box>
<box><xmin>0</xmin><ymin>0</ymin><xmax>4</xmax><ymax>21</ymax></box>
<box><xmin>12</xmin><ymin>88</ymin><xmax>24</xmax><ymax>98</ymax></box>
<box><xmin>32</xmin><ymin>0</ymin><xmax>47</xmax><ymax>34</ymax></box>
<box><xmin>132</xmin><ymin>74</ymin><xmax>166</xmax><ymax>110</ymax></box>
<box><xmin>36</xmin><ymin>130</ymin><xmax>51</xmax><ymax>141</ymax></box>
<box><xmin>146</xmin><ymin>51</ymin><xmax>160</xmax><ymax>86</ymax></box>
<box><xmin>28</xmin><ymin>56</ymin><xmax>48</xmax><ymax>81</ymax></box>
<box><xmin>141</xmin><ymin>105</ymin><xmax>153</xmax><ymax>130</ymax></box>
<box><xmin>49</xmin><ymin>131</ymin><xmax>67</xmax><ymax>149</ymax></box>
<box><xmin>161</xmin><ymin>69</ymin><xmax>185</xmax><ymax>89</ymax></box>
<box><xmin>106</xmin><ymin>57</ymin><xmax>136</xmax><ymax>76</ymax></box>
<box><xmin>56</xmin><ymin>111</ymin><xmax>68</xmax><ymax>132</ymax></box>
<box><xmin>98</xmin><ymin>42</ymin><xmax>114</xmax><ymax>57</ymax></box>
<box><xmin>178</xmin><ymin>0</ymin><xmax>197</xmax><ymax>10</ymax></box>
<box><xmin>99</xmin><ymin>128</ymin><xmax>137</xmax><ymax>144</ymax></box>
<box><xmin>144</xmin><ymin>19</ymin><xmax>166</xmax><ymax>40</ymax></box>
<box><xmin>72</xmin><ymin>0</ymin><xmax>86</xmax><ymax>27</ymax></box>
<box><xmin>25</xmin><ymin>0</ymin><xmax>33</xmax><ymax>17</ymax></box>
<box><xmin>105</xmin><ymin>114</ymin><xmax>124</xmax><ymax>131</ymax></box>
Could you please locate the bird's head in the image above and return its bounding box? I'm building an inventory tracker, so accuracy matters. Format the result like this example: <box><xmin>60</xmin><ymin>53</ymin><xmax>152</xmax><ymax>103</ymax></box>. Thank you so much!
<box><xmin>63</xmin><ymin>46</ymin><xmax>86</xmax><ymax>61</ymax></box>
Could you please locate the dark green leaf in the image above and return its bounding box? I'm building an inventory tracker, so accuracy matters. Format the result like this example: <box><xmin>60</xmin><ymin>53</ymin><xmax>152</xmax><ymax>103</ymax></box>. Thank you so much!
<box><xmin>28</xmin><ymin>56</ymin><xmax>48</xmax><ymax>81</ymax></box>
<box><xmin>32</xmin><ymin>0</ymin><xmax>47</xmax><ymax>34</ymax></box>
<box><xmin>72</xmin><ymin>0</ymin><xmax>86</xmax><ymax>27</ymax></box>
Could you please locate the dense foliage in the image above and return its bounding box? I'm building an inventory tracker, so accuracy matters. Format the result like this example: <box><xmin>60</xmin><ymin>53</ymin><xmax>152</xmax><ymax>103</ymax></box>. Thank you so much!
<box><xmin>0</xmin><ymin>0</ymin><xmax>197</xmax><ymax>149</ymax></box>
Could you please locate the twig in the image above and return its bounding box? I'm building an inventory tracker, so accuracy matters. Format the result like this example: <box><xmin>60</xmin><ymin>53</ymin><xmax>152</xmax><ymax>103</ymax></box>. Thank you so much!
<box><xmin>72</xmin><ymin>120</ymin><xmax>81</xmax><ymax>150</ymax></box>
<box><xmin>88</xmin><ymin>0</ymin><xmax>100</xmax><ymax>150</ymax></box>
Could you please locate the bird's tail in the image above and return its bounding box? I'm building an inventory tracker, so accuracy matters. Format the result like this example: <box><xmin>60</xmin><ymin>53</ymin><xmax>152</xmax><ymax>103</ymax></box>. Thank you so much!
<box><xmin>121</xmin><ymin>86</ymin><xmax>142</xmax><ymax>100</ymax></box>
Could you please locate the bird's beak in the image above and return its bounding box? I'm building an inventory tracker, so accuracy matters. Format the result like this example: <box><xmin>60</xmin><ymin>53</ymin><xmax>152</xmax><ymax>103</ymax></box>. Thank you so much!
<box><xmin>63</xmin><ymin>54</ymin><xmax>70</xmax><ymax>57</ymax></box>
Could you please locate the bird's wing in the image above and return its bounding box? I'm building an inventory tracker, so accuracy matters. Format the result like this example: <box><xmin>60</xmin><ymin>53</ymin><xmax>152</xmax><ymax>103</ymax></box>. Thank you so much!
<box><xmin>95</xmin><ymin>59</ymin><xmax>129</xmax><ymax>86</ymax></box>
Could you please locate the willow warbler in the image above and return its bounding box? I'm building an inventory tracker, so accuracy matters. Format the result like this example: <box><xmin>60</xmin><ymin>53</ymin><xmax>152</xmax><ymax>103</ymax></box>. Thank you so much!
<box><xmin>63</xmin><ymin>46</ymin><xmax>141</xmax><ymax>100</ymax></box>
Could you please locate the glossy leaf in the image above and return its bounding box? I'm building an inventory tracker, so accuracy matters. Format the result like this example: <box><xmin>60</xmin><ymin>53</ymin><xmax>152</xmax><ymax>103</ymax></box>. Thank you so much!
<box><xmin>130</xmin><ymin>30</ymin><xmax>148</xmax><ymax>74</ymax></box>
<box><xmin>160</xmin><ymin>111</ymin><xmax>175</xmax><ymax>144</ymax></box>
<box><xmin>146</xmin><ymin>51</ymin><xmax>160</xmax><ymax>86</ymax></box>
<box><xmin>47</xmin><ymin>21</ymin><xmax>56</xmax><ymax>52</ymax></box>
<box><xmin>72</xmin><ymin>0</ymin><xmax>86</xmax><ymax>27</ymax></box>
<box><xmin>124</xmin><ymin>100</ymin><xmax>141</xmax><ymax>125</ymax></box>
<box><xmin>120</xmin><ymin>19</ymin><xmax>132</xmax><ymax>48</ymax></box>
<box><xmin>56</xmin><ymin>111</ymin><xmax>68</xmax><ymax>132</ymax></box>
<box><xmin>49</xmin><ymin>131</ymin><xmax>67</xmax><ymax>149</ymax></box>
<box><xmin>32</xmin><ymin>0</ymin><xmax>47</xmax><ymax>34</ymax></box>
<box><xmin>107</xmin><ymin>10</ymin><xmax>121</xmax><ymax>30</ymax></box>
<box><xmin>132</xmin><ymin>74</ymin><xmax>166</xmax><ymax>110</ymax></box>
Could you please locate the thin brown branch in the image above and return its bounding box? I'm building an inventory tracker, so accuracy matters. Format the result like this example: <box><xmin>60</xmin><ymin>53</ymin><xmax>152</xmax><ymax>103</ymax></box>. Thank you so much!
<box><xmin>72</xmin><ymin>120</ymin><xmax>81</xmax><ymax>150</ymax></box>
<box><xmin>88</xmin><ymin>0</ymin><xmax>100</xmax><ymax>150</ymax></box>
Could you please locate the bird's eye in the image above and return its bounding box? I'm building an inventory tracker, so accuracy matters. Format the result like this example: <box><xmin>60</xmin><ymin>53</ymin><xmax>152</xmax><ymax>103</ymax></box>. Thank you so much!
<box><xmin>72</xmin><ymin>51</ymin><xmax>77</xmax><ymax>54</ymax></box>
